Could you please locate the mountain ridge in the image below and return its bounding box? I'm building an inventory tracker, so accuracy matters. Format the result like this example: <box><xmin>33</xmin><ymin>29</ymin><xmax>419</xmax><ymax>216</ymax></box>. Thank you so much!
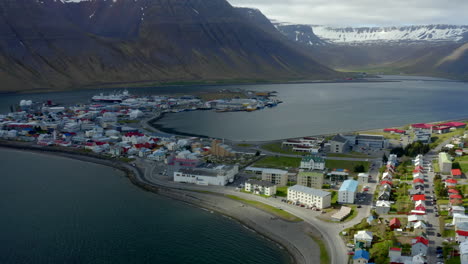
<box><xmin>0</xmin><ymin>0</ymin><xmax>335</xmax><ymax>92</ymax></box>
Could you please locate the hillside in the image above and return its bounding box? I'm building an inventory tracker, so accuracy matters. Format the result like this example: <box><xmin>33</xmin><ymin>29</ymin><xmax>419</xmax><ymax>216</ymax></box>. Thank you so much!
<box><xmin>0</xmin><ymin>0</ymin><xmax>335</xmax><ymax>92</ymax></box>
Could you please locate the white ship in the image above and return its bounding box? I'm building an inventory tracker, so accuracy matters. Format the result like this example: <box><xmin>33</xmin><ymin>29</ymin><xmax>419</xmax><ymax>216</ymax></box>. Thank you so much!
<box><xmin>91</xmin><ymin>90</ymin><xmax>130</xmax><ymax>103</ymax></box>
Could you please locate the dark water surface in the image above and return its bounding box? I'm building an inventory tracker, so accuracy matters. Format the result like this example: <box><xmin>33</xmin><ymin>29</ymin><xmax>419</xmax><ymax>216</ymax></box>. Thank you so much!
<box><xmin>0</xmin><ymin>149</ymin><xmax>289</xmax><ymax>264</ymax></box>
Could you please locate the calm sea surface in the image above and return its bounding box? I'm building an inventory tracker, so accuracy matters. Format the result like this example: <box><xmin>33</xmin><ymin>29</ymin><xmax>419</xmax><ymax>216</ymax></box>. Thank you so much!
<box><xmin>0</xmin><ymin>149</ymin><xmax>290</xmax><ymax>264</ymax></box>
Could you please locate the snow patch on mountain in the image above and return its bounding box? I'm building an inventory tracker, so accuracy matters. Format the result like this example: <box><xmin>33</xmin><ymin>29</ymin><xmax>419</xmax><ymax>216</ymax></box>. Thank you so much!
<box><xmin>311</xmin><ymin>25</ymin><xmax>468</xmax><ymax>44</ymax></box>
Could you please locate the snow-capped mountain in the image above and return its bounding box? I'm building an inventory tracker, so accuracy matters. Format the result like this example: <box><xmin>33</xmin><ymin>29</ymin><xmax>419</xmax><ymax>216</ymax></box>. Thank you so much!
<box><xmin>275</xmin><ymin>23</ymin><xmax>468</xmax><ymax>45</ymax></box>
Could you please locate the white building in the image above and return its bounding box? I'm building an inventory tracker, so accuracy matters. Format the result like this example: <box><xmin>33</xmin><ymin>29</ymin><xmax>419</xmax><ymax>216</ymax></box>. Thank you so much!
<box><xmin>354</xmin><ymin>230</ymin><xmax>373</xmax><ymax>248</ymax></box>
<box><xmin>244</xmin><ymin>179</ymin><xmax>277</xmax><ymax>197</ymax></box>
<box><xmin>174</xmin><ymin>165</ymin><xmax>238</xmax><ymax>186</ymax></box>
<box><xmin>460</xmin><ymin>240</ymin><xmax>468</xmax><ymax>264</ymax></box>
<box><xmin>411</xmin><ymin>237</ymin><xmax>428</xmax><ymax>256</ymax></box>
<box><xmin>300</xmin><ymin>155</ymin><xmax>325</xmax><ymax>170</ymax></box>
<box><xmin>358</xmin><ymin>173</ymin><xmax>369</xmax><ymax>184</ymax></box>
<box><xmin>287</xmin><ymin>185</ymin><xmax>331</xmax><ymax>209</ymax></box>
<box><xmin>338</xmin><ymin>180</ymin><xmax>359</xmax><ymax>204</ymax></box>
<box><xmin>375</xmin><ymin>200</ymin><xmax>391</xmax><ymax>215</ymax></box>
<box><xmin>453</xmin><ymin>214</ymin><xmax>468</xmax><ymax>226</ymax></box>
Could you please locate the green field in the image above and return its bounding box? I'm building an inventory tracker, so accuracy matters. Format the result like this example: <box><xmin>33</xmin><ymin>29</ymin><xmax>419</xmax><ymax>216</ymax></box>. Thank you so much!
<box><xmin>325</xmin><ymin>159</ymin><xmax>370</xmax><ymax>172</ymax></box>
<box><xmin>236</xmin><ymin>143</ymin><xmax>253</xmax><ymax>147</ymax></box>
<box><xmin>276</xmin><ymin>186</ymin><xmax>288</xmax><ymax>197</ymax></box>
<box><xmin>253</xmin><ymin>156</ymin><xmax>301</xmax><ymax>169</ymax></box>
<box><xmin>430</xmin><ymin>129</ymin><xmax>465</xmax><ymax>149</ymax></box>
<box><xmin>359</xmin><ymin>131</ymin><xmax>402</xmax><ymax>140</ymax></box>
<box><xmin>261</xmin><ymin>142</ymin><xmax>306</xmax><ymax>155</ymax></box>
<box><xmin>454</xmin><ymin>155</ymin><xmax>468</xmax><ymax>173</ymax></box>
<box><xmin>225</xmin><ymin>195</ymin><xmax>302</xmax><ymax>222</ymax></box>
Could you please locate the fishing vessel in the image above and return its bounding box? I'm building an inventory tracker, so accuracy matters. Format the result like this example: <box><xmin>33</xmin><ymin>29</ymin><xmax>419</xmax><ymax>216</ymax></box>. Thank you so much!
<box><xmin>91</xmin><ymin>90</ymin><xmax>130</xmax><ymax>103</ymax></box>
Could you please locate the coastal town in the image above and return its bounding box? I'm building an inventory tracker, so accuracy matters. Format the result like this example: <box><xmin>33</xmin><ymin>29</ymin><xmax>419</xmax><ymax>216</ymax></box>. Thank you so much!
<box><xmin>1</xmin><ymin>91</ymin><xmax>468</xmax><ymax>264</ymax></box>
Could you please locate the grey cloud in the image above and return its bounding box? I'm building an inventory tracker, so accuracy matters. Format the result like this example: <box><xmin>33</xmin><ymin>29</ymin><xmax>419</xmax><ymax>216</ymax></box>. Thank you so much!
<box><xmin>228</xmin><ymin>0</ymin><xmax>468</xmax><ymax>26</ymax></box>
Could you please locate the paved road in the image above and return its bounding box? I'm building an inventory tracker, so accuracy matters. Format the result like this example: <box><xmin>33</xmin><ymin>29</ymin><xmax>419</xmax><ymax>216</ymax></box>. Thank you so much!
<box><xmin>132</xmin><ymin>157</ymin><xmax>383</xmax><ymax>264</ymax></box>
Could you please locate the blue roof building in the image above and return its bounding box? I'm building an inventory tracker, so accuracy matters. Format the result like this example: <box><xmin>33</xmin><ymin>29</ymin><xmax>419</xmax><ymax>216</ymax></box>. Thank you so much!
<box><xmin>353</xmin><ymin>250</ymin><xmax>370</xmax><ymax>263</ymax></box>
<box><xmin>338</xmin><ymin>179</ymin><xmax>359</xmax><ymax>204</ymax></box>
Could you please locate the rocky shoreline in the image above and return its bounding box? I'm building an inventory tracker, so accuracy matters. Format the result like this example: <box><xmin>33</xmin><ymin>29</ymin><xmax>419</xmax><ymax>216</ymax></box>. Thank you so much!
<box><xmin>0</xmin><ymin>141</ymin><xmax>323</xmax><ymax>264</ymax></box>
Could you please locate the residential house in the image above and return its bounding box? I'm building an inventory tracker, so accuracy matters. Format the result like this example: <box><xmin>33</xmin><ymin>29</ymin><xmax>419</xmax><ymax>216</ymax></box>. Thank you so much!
<box><xmin>456</xmin><ymin>222</ymin><xmax>468</xmax><ymax>243</ymax></box>
<box><xmin>377</xmin><ymin>190</ymin><xmax>391</xmax><ymax>201</ymax></box>
<box><xmin>375</xmin><ymin>200</ymin><xmax>391</xmax><ymax>215</ymax></box>
<box><xmin>389</xmin><ymin>218</ymin><xmax>401</xmax><ymax>230</ymax></box>
<box><xmin>354</xmin><ymin>230</ymin><xmax>373</xmax><ymax>248</ymax></box>
<box><xmin>411</xmin><ymin>236</ymin><xmax>429</xmax><ymax>256</ymax></box>
<box><xmin>244</xmin><ymin>179</ymin><xmax>277</xmax><ymax>197</ymax></box>
<box><xmin>388</xmin><ymin>247</ymin><xmax>412</xmax><ymax>264</ymax></box>
<box><xmin>450</xmin><ymin>206</ymin><xmax>465</xmax><ymax>217</ymax></box>
<box><xmin>287</xmin><ymin>185</ymin><xmax>331</xmax><ymax>209</ymax></box>
<box><xmin>412</xmin><ymin>194</ymin><xmax>426</xmax><ymax>202</ymax></box>
<box><xmin>445</xmin><ymin>178</ymin><xmax>458</xmax><ymax>188</ymax></box>
<box><xmin>453</xmin><ymin>214</ymin><xmax>468</xmax><ymax>226</ymax></box>
<box><xmin>329</xmin><ymin>134</ymin><xmax>350</xmax><ymax>153</ymax></box>
<box><xmin>300</xmin><ymin>155</ymin><xmax>325</xmax><ymax>170</ymax></box>
<box><xmin>338</xmin><ymin>180</ymin><xmax>359</xmax><ymax>204</ymax></box>
<box><xmin>414</xmin><ymin>221</ymin><xmax>427</xmax><ymax>234</ymax></box>
<box><xmin>353</xmin><ymin>250</ymin><xmax>370</xmax><ymax>264</ymax></box>
<box><xmin>358</xmin><ymin>173</ymin><xmax>369</xmax><ymax>184</ymax></box>
<box><xmin>439</xmin><ymin>152</ymin><xmax>453</xmax><ymax>174</ymax></box>
<box><xmin>460</xmin><ymin>240</ymin><xmax>468</xmax><ymax>264</ymax></box>
<box><xmin>297</xmin><ymin>171</ymin><xmax>324</xmax><ymax>189</ymax></box>
<box><xmin>452</xmin><ymin>169</ymin><xmax>463</xmax><ymax>178</ymax></box>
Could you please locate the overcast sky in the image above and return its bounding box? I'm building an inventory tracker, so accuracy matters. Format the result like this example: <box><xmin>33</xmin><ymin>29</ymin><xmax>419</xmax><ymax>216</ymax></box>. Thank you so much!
<box><xmin>228</xmin><ymin>0</ymin><xmax>468</xmax><ymax>26</ymax></box>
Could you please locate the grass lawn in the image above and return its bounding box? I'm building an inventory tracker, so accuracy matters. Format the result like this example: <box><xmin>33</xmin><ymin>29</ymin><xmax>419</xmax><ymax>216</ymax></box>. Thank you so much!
<box><xmin>359</xmin><ymin>131</ymin><xmax>402</xmax><ymax>140</ymax></box>
<box><xmin>308</xmin><ymin>234</ymin><xmax>331</xmax><ymax>264</ymax></box>
<box><xmin>446</xmin><ymin>256</ymin><xmax>461</xmax><ymax>264</ymax></box>
<box><xmin>276</xmin><ymin>186</ymin><xmax>288</xmax><ymax>197</ymax></box>
<box><xmin>443</xmin><ymin>229</ymin><xmax>456</xmax><ymax>237</ymax></box>
<box><xmin>225</xmin><ymin>195</ymin><xmax>303</xmax><ymax>222</ymax></box>
<box><xmin>325</xmin><ymin>159</ymin><xmax>370</xmax><ymax>172</ymax></box>
<box><xmin>430</xmin><ymin>130</ymin><xmax>464</xmax><ymax>149</ymax></box>
<box><xmin>454</xmin><ymin>155</ymin><xmax>468</xmax><ymax>173</ymax></box>
<box><xmin>432</xmin><ymin>159</ymin><xmax>440</xmax><ymax>173</ymax></box>
<box><xmin>437</xmin><ymin>199</ymin><xmax>449</xmax><ymax>205</ymax></box>
<box><xmin>261</xmin><ymin>142</ymin><xmax>307</xmax><ymax>155</ymax></box>
<box><xmin>237</xmin><ymin>143</ymin><xmax>253</xmax><ymax>147</ymax></box>
<box><xmin>253</xmin><ymin>156</ymin><xmax>301</xmax><ymax>169</ymax></box>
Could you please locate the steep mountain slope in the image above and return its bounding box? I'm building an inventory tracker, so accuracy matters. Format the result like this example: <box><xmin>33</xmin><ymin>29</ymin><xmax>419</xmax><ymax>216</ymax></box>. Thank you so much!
<box><xmin>0</xmin><ymin>0</ymin><xmax>335</xmax><ymax>92</ymax></box>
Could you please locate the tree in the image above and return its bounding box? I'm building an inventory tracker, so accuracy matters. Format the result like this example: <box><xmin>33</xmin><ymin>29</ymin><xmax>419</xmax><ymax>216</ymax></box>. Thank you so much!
<box><xmin>382</xmin><ymin>153</ymin><xmax>388</xmax><ymax>163</ymax></box>
<box><xmin>354</xmin><ymin>164</ymin><xmax>365</xmax><ymax>173</ymax></box>
<box><xmin>255</xmin><ymin>151</ymin><xmax>261</xmax><ymax>156</ymax></box>
<box><xmin>390</xmin><ymin>147</ymin><xmax>405</xmax><ymax>157</ymax></box>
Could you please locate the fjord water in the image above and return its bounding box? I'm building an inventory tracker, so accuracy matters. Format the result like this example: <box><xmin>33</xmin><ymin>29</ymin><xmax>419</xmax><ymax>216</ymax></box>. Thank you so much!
<box><xmin>155</xmin><ymin>76</ymin><xmax>468</xmax><ymax>141</ymax></box>
<box><xmin>0</xmin><ymin>149</ymin><xmax>289</xmax><ymax>264</ymax></box>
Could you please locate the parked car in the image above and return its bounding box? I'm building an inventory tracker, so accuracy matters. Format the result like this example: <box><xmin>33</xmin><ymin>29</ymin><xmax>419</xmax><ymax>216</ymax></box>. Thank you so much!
<box><xmin>437</xmin><ymin>233</ymin><xmax>441</xmax><ymax>237</ymax></box>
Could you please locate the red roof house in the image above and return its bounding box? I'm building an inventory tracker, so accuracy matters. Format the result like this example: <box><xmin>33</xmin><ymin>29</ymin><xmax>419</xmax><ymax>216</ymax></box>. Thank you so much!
<box><xmin>411</xmin><ymin>123</ymin><xmax>434</xmax><ymax>129</ymax></box>
<box><xmin>451</xmin><ymin>199</ymin><xmax>463</xmax><ymax>205</ymax></box>
<box><xmin>412</xmin><ymin>195</ymin><xmax>426</xmax><ymax>201</ymax></box>
<box><xmin>456</xmin><ymin>230</ymin><xmax>468</xmax><ymax>237</ymax></box>
<box><xmin>450</xmin><ymin>194</ymin><xmax>463</xmax><ymax>199</ymax></box>
<box><xmin>389</xmin><ymin>218</ymin><xmax>401</xmax><ymax>230</ymax></box>
<box><xmin>452</xmin><ymin>169</ymin><xmax>463</xmax><ymax>177</ymax></box>
<box><xmin>413</xmin><ymin>178</ymin><xmax>424</xmax><ymax>184</ymax></box>
<box><xmin>412</xmin><ymin>236</ymin><xmax>429</xmax><ymax>246</ymax></box>
<box><xmin>448</xmin><ymin>189</ymin><xmax>460</xmax><ymax>194</ymax></box>
<box><xmin>381</xmin><ymin>180</ymin><xmax>393</xmax><ymax>186</ymax></box>
<box><xmin>415</xmin><ymin>204</ymin><xmax>426</xmax><ymax>211</ymax></box>
<box><xmin>439</xmin><ymin>122</ymin><xmax>467</xmax><ymax>128</ymax></box>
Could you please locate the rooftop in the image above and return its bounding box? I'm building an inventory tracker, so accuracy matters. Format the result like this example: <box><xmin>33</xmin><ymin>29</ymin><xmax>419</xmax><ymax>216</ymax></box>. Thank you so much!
<box><xmin>331</xmin><ymin>134</ymin><xmax>348</xmax><ymax>144</ymax></box>
<box><xmin>339</xmin><ymin>179</ymin><xmax>359</xmax><ymax>192</ymax></box>
<box><xmin>288</xmin><ymin>185</ymin><xmax>331</xmax><ymax>198</ymax></box>
<box><xmin>439</xmin><ymin>152</ymin><xmax>452</xmax><ymax>164</ymax></box>
<box><xmin>301</xmin><ymin>155</ymin><xmax>325</xmax><ymax>163</ymax></box>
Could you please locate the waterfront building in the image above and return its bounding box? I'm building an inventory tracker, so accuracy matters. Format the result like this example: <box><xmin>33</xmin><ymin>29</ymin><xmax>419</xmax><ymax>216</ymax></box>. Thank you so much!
<box><xmin>439</xmin><ymin>152</ymin><xmax>453</xmax><ymax>173</ymax></box>
<box><xmin>329</xmin><ymin>134</ymin><xmax>350</xmax><ymax>153</ymax></box>
<box><xmin>300</xmin><ymin>155</ymin><xmax>325</xmax><ymax>170</ymax></box>
<box><xmin>173</xmin><ymin>164</ymin><xmax>238</xmax><ymax>186</ymax></box>
<box><xmin>338</xmin><ymin>179</ymin><xmax>358</xmax><ymax>204</ymax></box>
<box><xmin>244</xmin><ymin>179</ymin><xmax>277</xmax><ymax>196</ymax></box>
<box><xmin>211</xmin><ymin>139</ymin><xmax>235</xmax><ymax>157</ymax></box>
<box><xmin>287</xmin><ymin>185</ymin><xmax>331</xmax><ymax>209</ymax></box>
<box><xmin>297</xmin><ymin>171</ymin><xmax>324</xmax><ymax>189</ymax></box>
<box><xmin>356</xmin><ymin>134</ymin><xmax>388</xmax><ymax>149</ymax></box>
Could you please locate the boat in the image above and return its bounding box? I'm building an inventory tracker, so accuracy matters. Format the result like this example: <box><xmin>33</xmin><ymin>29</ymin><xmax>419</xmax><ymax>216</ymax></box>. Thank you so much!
<box><xmin>91</xmin><ymin>90</ymin><xmax>130</xmax><ymax>103</ymax></box>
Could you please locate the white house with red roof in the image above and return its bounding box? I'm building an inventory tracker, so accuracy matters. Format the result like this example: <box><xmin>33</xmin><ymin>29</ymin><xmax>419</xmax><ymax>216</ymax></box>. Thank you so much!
<box><xmin>411</xmin><ymin>236</ymin><xmax>429</xmax><ymax>256</ymax></box>
<box><xmin>446</xmin><ymin>178</ymin><xmax>458</xmax><ymax>188</ymax></box>
<box><xmin>456</xmin><ymin>222</ymin><xmax>468</xmax><ymax>243</ymax></box>
<box><xmin>452</xmin><ymin>169</ymin><xmax>463</xmax><ymax>178</ymax></box>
